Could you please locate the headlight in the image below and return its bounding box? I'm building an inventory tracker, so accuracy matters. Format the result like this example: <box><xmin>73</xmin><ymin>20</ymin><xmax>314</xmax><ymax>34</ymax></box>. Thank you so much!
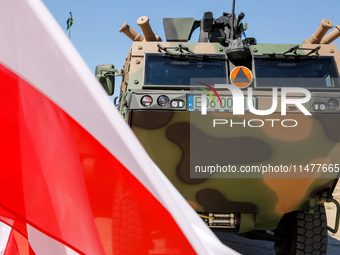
<box><xmin>157</xmin><ymin>96</ymin><xmax>169</xmax><ymax>107</ymax></box>
<box><xmin>171</xmin><ymin>100</ymin><xmax>185</xmax><ymax>108</ymax></box>
<box><xmin>141</xmin><ymin>95</ymin><xmax>153</xmax><ymax>106</ymax></box>
<box><xmin>328</xmin><ymin>99</ymin><xmax>339</xmax><ymax>110</ymax></box>
<box><xmin>313</xmin><ymin>103</ymin><xmax>327</xmax><ymax>111</ymax></box>
<box><xmin>319</xmin><ymin>103</ymin><xmax>327</xmax><ymax>111</ymax></box>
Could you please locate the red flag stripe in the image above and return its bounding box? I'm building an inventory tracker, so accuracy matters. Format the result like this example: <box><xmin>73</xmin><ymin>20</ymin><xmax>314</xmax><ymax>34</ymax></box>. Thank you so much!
<box><xmin>0</xmin><ymin>0</ymin><xmax>238</xmax><ymax>254</ymax></box>
<box><xmin>0</xmin><ymin>63</ymin><xmax>196</xmax><ymax>254</ymax></box>
<box><xmin>0</xmin><ymin>63</ymin><xmax>105</xmax><ymax>254</ymax></box>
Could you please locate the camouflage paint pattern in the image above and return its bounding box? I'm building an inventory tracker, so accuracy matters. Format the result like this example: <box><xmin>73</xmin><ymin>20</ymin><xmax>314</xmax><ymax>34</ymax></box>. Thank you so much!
<box><xmin>116</xmin><ymin>25</ymin><xmax>340</xmax><ymax>233</ymax></box>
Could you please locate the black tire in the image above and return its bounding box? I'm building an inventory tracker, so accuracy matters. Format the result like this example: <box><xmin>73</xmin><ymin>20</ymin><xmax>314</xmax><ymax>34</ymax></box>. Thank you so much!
<box><xmin>274</xmin><ymin>204</ymin><xmax>328</xmax><ymax>255</ymax></box>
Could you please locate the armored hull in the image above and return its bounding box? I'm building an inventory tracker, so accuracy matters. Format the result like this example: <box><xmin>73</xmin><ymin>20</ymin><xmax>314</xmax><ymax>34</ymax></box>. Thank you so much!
<box><xmin>96</xmin><ymin>11</ymin><xmax>340</xmax><ymax>254</ymax></box>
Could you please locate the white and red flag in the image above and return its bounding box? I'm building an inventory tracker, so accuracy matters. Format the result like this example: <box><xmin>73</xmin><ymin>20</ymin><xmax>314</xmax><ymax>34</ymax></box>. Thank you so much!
<box><xmin>0</xmin><ymin>0</ymin><xmax>239</xmax><ymax>254</ymax></box>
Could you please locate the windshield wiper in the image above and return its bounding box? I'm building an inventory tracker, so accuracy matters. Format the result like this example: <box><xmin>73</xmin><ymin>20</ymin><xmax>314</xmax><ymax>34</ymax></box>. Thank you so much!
<box><xmin>304</xmin><ymin>46</ymin><xmax>321</xmax><ymax>56</ymax></box>
<box><xmin>283</xmin><ymin>45</ymin><xmax>299</xmax><ymax>55</ymax></box>
<box><xmin>157</xmin><ymin>43</ymin><xmax>173</xmax><ymax>55</ymax></box>
<box><xmin>163</xmin><ymin>53</ymin><xmax>227</xmax><ymax>61</ymax></box>
<box><xmin>259</xmin><ymin>45</ymin><xmax>321</xmax><ymax>60</ymax></box>
<box><xmin>157</xmin><ymin>43</ymin><xmax>226</xmax><ymax>61</ymax></box>
<box><xmin>178</xmin><ymin>43</ymin><xmax>195</xmax><ymax>54</ymax></box>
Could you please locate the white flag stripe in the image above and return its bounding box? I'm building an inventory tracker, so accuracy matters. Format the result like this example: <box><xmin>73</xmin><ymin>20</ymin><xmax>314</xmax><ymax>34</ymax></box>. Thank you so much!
<box><xmin>0</xmin><ymin>223</ymin><xmax>11</xmax><ymax>255</ymax></box>
<box><xmin>27</xmin><ymin>225</ymin><xmax>80</xmax><ymax>255</ymax></box>
<box><xmin>0</xmin><ymin>0</ymin><xmax>238</xmax><ymax>254</ymax></box>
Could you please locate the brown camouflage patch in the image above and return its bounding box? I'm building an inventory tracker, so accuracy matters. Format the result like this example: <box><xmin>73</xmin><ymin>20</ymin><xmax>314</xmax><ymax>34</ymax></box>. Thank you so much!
<box><xmin>264</xmin><ymin>158</ymin><xmax>331</xmax><ymax>213</ymax></box>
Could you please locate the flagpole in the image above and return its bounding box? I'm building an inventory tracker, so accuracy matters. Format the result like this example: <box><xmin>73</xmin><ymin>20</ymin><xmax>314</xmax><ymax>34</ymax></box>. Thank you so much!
<box><xmin>69</xmin><ymin>12</ymin><xmax>71</xmax><ymax>40</ymax></box>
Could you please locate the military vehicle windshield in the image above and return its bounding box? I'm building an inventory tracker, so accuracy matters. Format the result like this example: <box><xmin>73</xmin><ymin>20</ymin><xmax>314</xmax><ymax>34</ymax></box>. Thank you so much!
<box><xmin>144</xmin><ymin>53</ymin><xmax>226</xmax><ymax>86</ymax></box>
<box><xmin>254</xmin><ymin>56</ymin><xmax>340</xmax><ymax>88</ymax></box>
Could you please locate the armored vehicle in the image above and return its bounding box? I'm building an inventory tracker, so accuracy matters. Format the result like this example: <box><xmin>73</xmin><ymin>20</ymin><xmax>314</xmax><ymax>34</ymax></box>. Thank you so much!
<box><xmin>96</xmin><ymin>7</ymin><xmax>340</xmax><ymax>255</ymax></box>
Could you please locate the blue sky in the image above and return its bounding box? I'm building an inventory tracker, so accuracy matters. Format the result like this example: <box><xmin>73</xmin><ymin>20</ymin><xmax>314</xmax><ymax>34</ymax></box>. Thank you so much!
<box><xmin>42</xmin><ymin>0</ymin><xmax>340</xmax><ymax>97</ymax></box>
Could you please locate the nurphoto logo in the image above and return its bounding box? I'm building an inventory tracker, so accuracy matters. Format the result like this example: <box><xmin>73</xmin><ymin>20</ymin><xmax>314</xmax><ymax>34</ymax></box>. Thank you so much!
<box><xmin>197</xmin><ymin>67</ymin><xmax>311</xmax><ymax>117</ymax></box>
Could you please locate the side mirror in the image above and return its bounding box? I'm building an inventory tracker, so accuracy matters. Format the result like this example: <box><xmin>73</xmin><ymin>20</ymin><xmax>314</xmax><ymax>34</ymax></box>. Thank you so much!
<box><xmin>95</xmin><ymin>64</ymin><xmax>122</xmax><ymax>96</ymax></box>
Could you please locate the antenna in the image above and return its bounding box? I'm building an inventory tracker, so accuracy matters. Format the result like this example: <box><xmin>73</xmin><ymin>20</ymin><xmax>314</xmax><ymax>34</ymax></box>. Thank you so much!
<box><xmin>230</xmin><ymin>0</ymin><xmax>236</xmax><ymax>39</ymax></box>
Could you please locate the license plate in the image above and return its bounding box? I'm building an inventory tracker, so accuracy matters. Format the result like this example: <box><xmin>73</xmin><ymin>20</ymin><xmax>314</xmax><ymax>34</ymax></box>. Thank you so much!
<box><xmin>187</xmin><ymin>95</ymin><xmax>256</xmax><ymax>112</ymax></box>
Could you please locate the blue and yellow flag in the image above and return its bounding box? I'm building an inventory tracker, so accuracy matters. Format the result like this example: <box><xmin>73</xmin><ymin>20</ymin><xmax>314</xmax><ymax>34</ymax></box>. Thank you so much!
<box><xmin>66</xmin><ymin>13</ymin><xmax>73</xmax><ymax>30</ymax></box>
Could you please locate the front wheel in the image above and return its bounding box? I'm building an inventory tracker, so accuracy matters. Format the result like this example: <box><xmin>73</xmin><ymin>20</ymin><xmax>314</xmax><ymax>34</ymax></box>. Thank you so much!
<box><xmin>274</xmin><ymin>204</ymin><xmax>328</xmax><ymax>255</ymax></box>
